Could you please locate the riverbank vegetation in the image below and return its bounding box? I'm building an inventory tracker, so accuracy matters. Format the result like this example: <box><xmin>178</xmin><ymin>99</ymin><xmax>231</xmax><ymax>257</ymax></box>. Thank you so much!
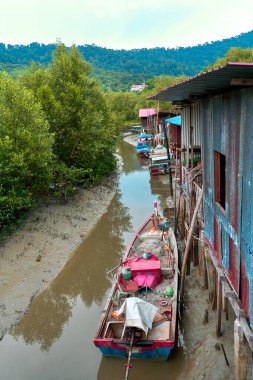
<box><xmin>0</xmin><ymin>44</ymin><xmax>117</xmax><ymax>229</ymax></box>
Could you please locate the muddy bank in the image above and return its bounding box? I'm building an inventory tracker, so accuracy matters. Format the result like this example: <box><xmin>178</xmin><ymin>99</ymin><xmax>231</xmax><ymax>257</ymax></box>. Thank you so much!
<box><xmin>0</xmin><ymin>159</ymin><xmax>121</xmax><ymax>339</ymax></box>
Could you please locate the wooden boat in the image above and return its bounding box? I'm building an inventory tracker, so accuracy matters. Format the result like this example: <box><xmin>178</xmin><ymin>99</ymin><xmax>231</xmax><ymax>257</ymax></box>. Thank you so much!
<box><xmin>149</xmin><ymin>144</ymin><xmax>167</xmax><ymax>158</ymax></box>
<box><xmin>93</xmin><ymin>203</ymin><xmax>178</xmax><ymax>362</ymax></box>
<box><xmin>149</xmin><ymin>155</ymin><xmax>169</xmax><ymax>175</ymax></box>
<box><xmin>136</xmin><ymin>143</ymin><xmax>151</xmax><ymax>158</ymax></box>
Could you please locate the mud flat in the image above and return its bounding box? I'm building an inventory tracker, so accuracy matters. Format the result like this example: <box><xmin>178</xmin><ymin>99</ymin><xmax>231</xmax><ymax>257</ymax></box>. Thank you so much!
<box><xmin>0</xmin><ymin>160</ymin><xmax>121</xmax><ymax>339</ymax></box>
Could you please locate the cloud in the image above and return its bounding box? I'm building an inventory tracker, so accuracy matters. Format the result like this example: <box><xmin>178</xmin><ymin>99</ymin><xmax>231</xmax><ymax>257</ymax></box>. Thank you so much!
<box><xmin>0</xmin><ymin>0</ymin><xmax>252</xmax><ymax>48</ymax></box>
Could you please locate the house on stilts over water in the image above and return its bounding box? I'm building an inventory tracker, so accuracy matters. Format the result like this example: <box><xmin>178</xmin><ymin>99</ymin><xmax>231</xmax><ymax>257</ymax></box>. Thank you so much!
<box><xmin>149</xmin><ymin>62</ymin><xmax>253</xmax><ymax>379</ymax></box>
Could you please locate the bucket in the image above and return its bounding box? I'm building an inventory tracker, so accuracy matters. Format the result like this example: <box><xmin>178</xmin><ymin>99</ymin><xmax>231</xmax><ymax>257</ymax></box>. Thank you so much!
<box><xmin>164</xmin><ymin>287</ymin><xmax>174</xmax><ymax>297</ymax></box>
<box><xmin>121</xmin><ymin>266</ymin><xmax>132</xmax><ymax>281</ymax></box>
<box><xmin>142</xmin><ymin>252</ymin><xmax>152</xmax><ymax>260</ymax></box>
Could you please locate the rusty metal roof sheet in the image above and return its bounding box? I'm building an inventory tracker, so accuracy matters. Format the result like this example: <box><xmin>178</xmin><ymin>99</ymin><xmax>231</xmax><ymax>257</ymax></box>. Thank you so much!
<box><xmin>148</xmin><ymin>62</ymin><xmax>253</xmax><ymax>102</ymax></box>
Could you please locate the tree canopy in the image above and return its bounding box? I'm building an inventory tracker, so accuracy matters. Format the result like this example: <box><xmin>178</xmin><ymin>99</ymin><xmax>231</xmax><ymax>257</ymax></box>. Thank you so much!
<box><xmin>1</xmin><ymin>30</ymin><xmax>253</xmax><ymax>91</ymax></box>
<box><xmin>206</xmin><ymin>47</ymin><xmax>253</xmax><ymax>70</ymax></box>
<box><xmin>21</xmin><ymin>44</ymin><xmax>117</xmax><ymax>184</ymax></box>
<box><xmin>0</xmin><ymin>74</ymin><xmax>54</xmax><ymax>226</ymax></box>
<box><xmin>1</xmin><ymin>44</ymin><xmax>118</xmax><ymax>229</ymax></box>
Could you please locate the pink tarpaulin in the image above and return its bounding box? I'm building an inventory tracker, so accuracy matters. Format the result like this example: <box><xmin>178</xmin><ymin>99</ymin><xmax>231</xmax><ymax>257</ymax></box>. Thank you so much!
<box><xmin>125</xmin><ymin>254</ymin><xmax>161</xmax><ymax>289</ymax></box>
<box><xmin>134</xmin><ymin>274</ymin><xmax>159</xmax><ymax>289</ymax></box>
<box><xmin>139</xmin><ymin>108</ymin><xmax>157</xmax><ymax>118</ymax></box>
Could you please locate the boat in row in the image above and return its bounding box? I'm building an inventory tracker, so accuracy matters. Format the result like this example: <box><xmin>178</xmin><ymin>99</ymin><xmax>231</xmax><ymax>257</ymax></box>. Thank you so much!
<box><xmin>93</xmin><ymin>203</ymin><xmax>178</xmax><ymax>375</ymax></box>
<box><xmin>136</xmin><ymin>142</ymin><xmax>171</xmax><ymax>175</ymax></box>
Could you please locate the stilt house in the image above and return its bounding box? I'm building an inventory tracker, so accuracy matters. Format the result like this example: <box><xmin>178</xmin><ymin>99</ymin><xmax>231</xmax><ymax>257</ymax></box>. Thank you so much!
<box><xmin>139</xmin><ymin>108</ymin><xmax>158</xmax><ymax>134</ymax></box>
<box><xmin>149</xmin><ymin>63</ymin><xmax>253</xmax><ymax>358</ymax></box>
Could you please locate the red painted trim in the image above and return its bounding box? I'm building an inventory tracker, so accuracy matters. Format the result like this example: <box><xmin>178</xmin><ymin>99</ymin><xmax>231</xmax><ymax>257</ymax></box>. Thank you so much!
<box><xmin>227</xmin><ymin>62</ymin><xmax>253</xmax><ymax>66</ymax></box>
<box><xmin>94</xmin><ymin>338</ymin><xmax>174</xmax><ymax>350</ymax></box>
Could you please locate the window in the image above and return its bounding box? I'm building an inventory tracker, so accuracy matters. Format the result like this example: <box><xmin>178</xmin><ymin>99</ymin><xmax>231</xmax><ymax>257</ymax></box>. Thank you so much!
<box><xmin>214</xmin><ymin>151</ymin><xmax>226</xmax><ymax>210</ymax></box>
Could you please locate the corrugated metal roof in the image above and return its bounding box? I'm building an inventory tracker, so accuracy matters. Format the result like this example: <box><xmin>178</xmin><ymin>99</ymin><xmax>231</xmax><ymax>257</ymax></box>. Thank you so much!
<box><xmin>165</xmin><ymin>115</ymin><xmax>181</xmax><ymax>126</ymax></box>
<box><xmin>148</xmin><ymin>62</ymin><xmax>253</xmax><ymax>102</ymax></box>
<box><xmin>139</xmin><ymin>108</ymin><xmax>157</xmax><ymax>117</ymax></box>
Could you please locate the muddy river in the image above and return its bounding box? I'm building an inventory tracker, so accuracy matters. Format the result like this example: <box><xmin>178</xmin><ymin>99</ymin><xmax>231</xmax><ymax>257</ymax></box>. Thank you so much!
<box><xmin>0</xmin><ymin>140</ymin><xmax>187</xmax><ymax>380</ymax></box>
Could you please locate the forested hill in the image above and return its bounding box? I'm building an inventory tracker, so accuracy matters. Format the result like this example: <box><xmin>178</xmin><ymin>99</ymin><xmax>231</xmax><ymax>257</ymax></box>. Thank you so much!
<box><xmin>1</xmin><ymin>30</ymin><xmax>253</xmax><ymax>90</ymax></box>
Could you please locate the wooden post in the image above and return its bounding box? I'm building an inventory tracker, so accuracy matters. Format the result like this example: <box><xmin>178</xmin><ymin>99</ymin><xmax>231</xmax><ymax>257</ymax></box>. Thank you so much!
<box><xmin>186</xmin><ymin>252</ymin><xmax>191</xmax><ymax>275</ymax></box>
<box><xmin>192</xmin><ymin>231</ymin><xmax>199</xmax><ymax>267</ymax></box>
<box><xmin>162</xmin><ymin>120</ymin><xmax>173</xmax><ymax>196</ymax></box>
<box><xmin>180</xmin><ymin>189</ymin><xmax>203</xmax><ymax>301</ymax></box>
<box><xmin>224</xmin><ymin>297</ymin><xmax>229</xmax><ymax>320</ymax></box>
<box><xmin>234</xmin><ymin>319</ymin><xmax>248</xmax><ymax>380</ymax></box>
<box><xmin>216</xmin><ymin>277</ymin><xmax>222</xmax><ymax>337</ymax></box>
<box><xmin>174</xmin><ymin>189</ymin><xmax>181</xmax><ymax>236</ymax></box>
<box><xmin>212</xmin><ymin>269</ymin><xmax>217</xmax><ymax>310</ymax></box>
<box><xmin>199</xmin><ymin>232</ymin><xmax>208</xmax><ymax>288</ymax></box>
<box><xmin>222</xmin><ymin>284</ymin><xmax>229</xmax><ymax>320</ymax></box>
<box><xmin>174</xmin><ymin>150</ymin><xmax>178</xmax><ymax>228</ymax></box>
<box><xmin>180</xmin><ymin>197</ymin><xmax>186</xmax><ymax>239</ymax></box>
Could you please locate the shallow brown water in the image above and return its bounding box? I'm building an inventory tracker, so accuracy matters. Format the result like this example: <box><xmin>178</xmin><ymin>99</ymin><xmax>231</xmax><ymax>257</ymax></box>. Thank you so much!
<box><xmin>0</xmin><ymin>140</ymin><xmax>186</xmax><ymax>380</ymax></box>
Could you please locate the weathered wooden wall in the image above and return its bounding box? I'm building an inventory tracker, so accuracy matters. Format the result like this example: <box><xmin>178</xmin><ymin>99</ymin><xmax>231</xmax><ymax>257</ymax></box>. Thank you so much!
<box><xmin>201</xmin><ymin>87</ymin><xmax>253</xmax><ymax>326</ymax></box>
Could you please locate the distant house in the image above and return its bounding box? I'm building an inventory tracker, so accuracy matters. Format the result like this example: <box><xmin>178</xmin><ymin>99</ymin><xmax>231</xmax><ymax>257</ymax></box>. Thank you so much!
<box><xmin>139</xmin><ymin>108</ymin><xmax>157</xmax><ymax>134</ymax></box>
<box><xmin>150</xmin><ymin>62</ymin><xmax>253</xmax><ymax>372</ymax></box>
<box><xmin>139</xmin><ymin>108</ymin><xmax>171</xmax><ymax>135</ymax></box>
<box><xmin>130</xmin><ymin>83</ymin><xmax>146</xmax><ymax>92</ymax></box>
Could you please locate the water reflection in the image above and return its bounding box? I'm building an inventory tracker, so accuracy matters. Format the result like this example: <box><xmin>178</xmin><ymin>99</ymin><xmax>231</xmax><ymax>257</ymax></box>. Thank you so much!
<box><xmin>13</xmin><ymin>191</ymin><xmax>132</xmax><ymax>351</ymax></box>
<box><xmin>117</xmin><ymin>139</ymin><xmax>149</xmax><ymax>173</ymax></box>
<box><xmin>149</xmin><ymin>175</ymin><xmax>171</xmax><ymax>213</ymax></box>
<box><xmin>97</xmin><ymin>347</ymin><xmax>186</xmax><ymax>380</ymax></box>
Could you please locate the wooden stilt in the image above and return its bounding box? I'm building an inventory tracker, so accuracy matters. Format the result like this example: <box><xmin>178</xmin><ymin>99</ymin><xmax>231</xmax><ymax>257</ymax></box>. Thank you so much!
<box><xmin>202</xmin><ymin>248</ymin><xmax>208</xmax><ymax>289</ymax></box>
<box><xmin>224</xmin><ymin>297</ymin><xmax>229</xmax><ymax>320</ymax></box>
<box><xmin>199</xmin><ymin>233</ymin><xmax>208</xmax><ymax>289</ymax></box>
<box><xmin>212</xmin><ymin>269</ymin><xmax>217</xmax><ymax>310</ymax></box>
<box><xmin>205</xmin><ymin>251</ymin><xmax>215</xmax><ymax>303</ymax></box>
<box><xmin>174</xmin><ymin>150</ymin><xmax>178</xmax><ymax>226</ymax></box>
<box><xmin>234</xmin><ymin>319</ymin><xmax>248</xmax><ymax>380</ymax></box>
<box><xmin>186</xmin><ymin>253</ymin><xmax>191</xmax><ymax>275</ymax></box>
<box><xmin>192</xmin><ymin>233</ymin><xmax>199</xmax><ymax>267</ymax></box>
<box><xmin>180</xmin><ymin>189</ymin><xmax>203</xmax><ymax>301</ymax></box>
<box><xmin>216</xmin><ymin>277</ymin><xmax>222</xmax><ymax>337</ymax></box>
<box><xmin>180</xmin><ymin>197</ymin><xmax>186</xmax><ymax>239</ymax></box>
<box><xmin>222</xmin><ymin>284</ymin><xmax>229</xmax><ymax>320</ymax></box>
<box><xmin>174</xmin><ymin>190</ymin><xmax>182</xmax><ymax>236</ymax></box>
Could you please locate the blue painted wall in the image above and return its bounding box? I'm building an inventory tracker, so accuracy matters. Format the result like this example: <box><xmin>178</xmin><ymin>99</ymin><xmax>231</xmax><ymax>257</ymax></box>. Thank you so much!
<box><xmin>200</xmin><ymin>88</ymin><xmax>253</xmax><ymax>326</ymax></box>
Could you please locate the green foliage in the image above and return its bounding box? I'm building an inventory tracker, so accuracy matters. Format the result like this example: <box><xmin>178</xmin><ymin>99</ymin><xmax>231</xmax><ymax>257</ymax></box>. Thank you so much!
<box><xmin>144</xmin><ymin>75</ymin><xmax>187</xmax><ymax>93</ymax></box>
<box><xmin>206</xmin><ymin>47</ymin><xmax>253</xmax><ymax>70</ymax></box>
<box><xmin>21</xmin><ymin>44</ymin><xmax>117</xmax><ymax>185</ymax></box>
<box><xmin>92</xmin><ymin>68</ymin><xmax>147</xmax><ymax>91</ymax></box>
<box><xmin>105</xmin><ymin>74</ymin><xmax>188</xmax><ymax>127</ymax></box>
<box><xmin>1</xmin><ymin>30</ymin><xmax>253</xmax><ymax>91</ymax></box>
<box><xmin>106</xmin><ymin>91</ymin><xmax>140</xmax><ymax>126</ymax></box>
<box><xmin>139</xmin><ymin>75</ymin><xmax>188</xmax><ymax>112</ymax></box>
<box><xmin>0</xmin><ymin>74</ymin><xmax>54</xmax><ymax>226</ymax></box>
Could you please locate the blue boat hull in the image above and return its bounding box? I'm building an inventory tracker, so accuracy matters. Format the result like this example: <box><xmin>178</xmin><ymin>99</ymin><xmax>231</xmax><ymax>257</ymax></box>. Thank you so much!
<box><xmin>96</xmin><ymin>343</ymin><xmax>173</xmax><ymax>360</ymax></box>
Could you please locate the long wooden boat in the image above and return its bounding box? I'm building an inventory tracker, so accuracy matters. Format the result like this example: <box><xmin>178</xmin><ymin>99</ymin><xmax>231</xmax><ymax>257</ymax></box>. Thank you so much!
<box><xmin>93</xmin><ymin>204</ymin><xmax>178</xmax><ymax>361</ymax></box>
<box><xmin>136</xmin><ymin>143</ymin><xmax>151</xmax><ymax>158</ymax></box>
<box><xmin>149</xmin><ymin>155</ymin><xmax>169</xmax><ymax>175</ymax></box>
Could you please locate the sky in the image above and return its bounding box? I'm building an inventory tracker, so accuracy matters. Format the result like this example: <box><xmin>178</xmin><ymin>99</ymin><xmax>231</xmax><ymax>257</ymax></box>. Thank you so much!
<box><xmin>0</xmin><ymin>0</ymin><xmax>252</xmax><ymax>50</ymax></box>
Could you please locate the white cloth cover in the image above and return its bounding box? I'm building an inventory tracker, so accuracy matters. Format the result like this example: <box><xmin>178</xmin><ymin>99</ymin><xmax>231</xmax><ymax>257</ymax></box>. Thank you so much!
<box><xmin>117</xmin><ymin>297</ymin><xmax>158</xmax><ymax>336</ymax></box>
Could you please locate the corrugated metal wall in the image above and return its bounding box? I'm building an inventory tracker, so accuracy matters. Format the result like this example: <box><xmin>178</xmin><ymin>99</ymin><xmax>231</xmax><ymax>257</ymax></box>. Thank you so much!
<box><xmin>181</xmin><ymin>103</ymin><xmax>201</xmax><ymax>148</ymax></box>
<box><xmin>201</xmin><ymin>87</ymin><xmax>253</xmax><ymax>326</ymax></box>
